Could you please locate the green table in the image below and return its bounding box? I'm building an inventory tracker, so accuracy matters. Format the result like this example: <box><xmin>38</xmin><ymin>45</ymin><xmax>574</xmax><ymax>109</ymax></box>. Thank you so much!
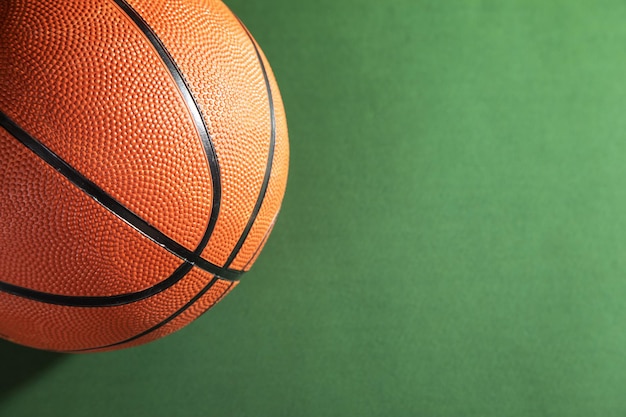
<box><xmin>3</xmin><ymin>0</ymin><xmax>626</xmax><ymax>415</ymax></box>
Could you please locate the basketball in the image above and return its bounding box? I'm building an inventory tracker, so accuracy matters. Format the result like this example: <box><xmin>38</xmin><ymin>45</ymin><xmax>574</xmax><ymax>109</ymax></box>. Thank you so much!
<box><xmin>0</xmin><ymin>0</ymin><xmax>289</xmax><ymax>352</ymax></box>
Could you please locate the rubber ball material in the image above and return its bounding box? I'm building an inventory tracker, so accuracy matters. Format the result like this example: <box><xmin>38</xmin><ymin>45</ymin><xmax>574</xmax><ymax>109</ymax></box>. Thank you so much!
<box><xmin>0</xmin><ymin>0</ymin><xmax>289</xmax><ymax>352</ymax></box>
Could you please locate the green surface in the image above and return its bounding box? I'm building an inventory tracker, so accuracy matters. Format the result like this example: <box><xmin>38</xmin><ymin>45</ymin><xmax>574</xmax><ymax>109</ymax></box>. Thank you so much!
<box><xmin>4</xmin><ymin>0</ymin><xmax>626</xmax><ymax>416</ymax></box>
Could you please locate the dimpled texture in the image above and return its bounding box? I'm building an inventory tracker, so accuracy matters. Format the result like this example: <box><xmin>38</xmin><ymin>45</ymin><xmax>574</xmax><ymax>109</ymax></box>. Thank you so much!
<box><xmin>0</xmin><ymin>0</ymin><xmax>288</xmax><ymax>351</ymax></box>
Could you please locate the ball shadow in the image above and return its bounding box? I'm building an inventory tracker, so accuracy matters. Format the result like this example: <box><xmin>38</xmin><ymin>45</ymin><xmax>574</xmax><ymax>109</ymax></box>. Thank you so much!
<box><xmin>0</xmin><ymin>339</ymin><xmax>65</xmax><ymax>400</ymax></box>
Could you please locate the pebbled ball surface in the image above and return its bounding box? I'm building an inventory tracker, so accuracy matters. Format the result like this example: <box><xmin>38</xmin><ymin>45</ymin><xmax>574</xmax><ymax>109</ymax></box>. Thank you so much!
<box><xmin>0</xmin><ymin>0</ymin><xmax>289</xmax><ymax>352</ymax></box>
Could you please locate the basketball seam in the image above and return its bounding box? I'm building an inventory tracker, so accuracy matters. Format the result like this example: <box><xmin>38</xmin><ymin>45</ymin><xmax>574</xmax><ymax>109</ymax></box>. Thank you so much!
<box><xmin>0</xmin><ymin>263</ymin><xmax>193</xmax><ymax>307</ymax></box>
<box><xmin>223</xmin><ymin>19</ymin><xmax>277</xmax><ymax>269</ymax></box>
<box><xmin>67</xmin><ymin>274</ymin><xmax>223</xmax><ymax>352</ymax></box>
<box><xmin>243</xmin><ymin>214</ymin><xmax>278</xmax><ymax>271</ymax></box>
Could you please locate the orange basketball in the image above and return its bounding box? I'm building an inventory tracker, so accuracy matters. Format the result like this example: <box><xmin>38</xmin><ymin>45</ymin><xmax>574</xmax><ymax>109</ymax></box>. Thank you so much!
<box><xmin>0</xmin><ymin>0</ymin><xmax>289</xmax><ymax>352</ymax></box>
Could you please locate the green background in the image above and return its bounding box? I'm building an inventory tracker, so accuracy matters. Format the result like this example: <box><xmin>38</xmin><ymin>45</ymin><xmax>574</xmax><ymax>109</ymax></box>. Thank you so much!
<box><xmin>3</xmin><ymin>0</ymin><xmax>626</xmax><ymax>415</ymax></box>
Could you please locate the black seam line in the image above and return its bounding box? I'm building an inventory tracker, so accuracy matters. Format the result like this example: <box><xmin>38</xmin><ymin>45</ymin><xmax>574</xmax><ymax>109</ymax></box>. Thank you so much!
<box><xmin>196</xmin><ymin>280</ymin><xmax>235</xmax><ymax>320</ymax></box>
<box><xmin>242</xmin><ymin>215</ymin><xmax>278</xmax><ymax>271</ymax></box>
<box><xmin>223</xmin><ymin>20</ymin><xmax>277</xmax><ymax>268</ymax></box>
<box><xmin>0</xmin><ymin>263</ymin><xmax>192</xmax><ymax>307</ymax></box>
<box><xmin>111</xmin><ymin>0</ymin><xmax>222</xmax><ymax>259</ymax></box>
<box><xmin>0</xmin><ymin>112</ymin><xmax>242</xmax><ymax>285</ymax></box>
<box><xmin>69</xmin><ymin>275</ymin><xmax>223</xmax><ymax>352</ymax></box>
